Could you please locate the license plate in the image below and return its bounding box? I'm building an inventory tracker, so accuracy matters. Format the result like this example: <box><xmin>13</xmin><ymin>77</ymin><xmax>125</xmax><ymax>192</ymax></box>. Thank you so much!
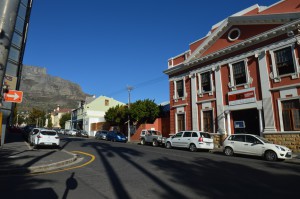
<box><xmin>45</xmin><ymin>142</ymin><xmax>52</xmax><ymax>145</ymax></box>
<box><xmin>206</xmin><ymin>143</ymin><xmax>210</xmax><ymax>146</ymax></box>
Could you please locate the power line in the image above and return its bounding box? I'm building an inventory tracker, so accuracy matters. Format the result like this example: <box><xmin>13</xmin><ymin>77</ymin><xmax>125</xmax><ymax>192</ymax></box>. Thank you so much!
<box><xmin>107</xmin><ymin>75</ymin><xmax>167</xmax><ymax>97</ymax></box>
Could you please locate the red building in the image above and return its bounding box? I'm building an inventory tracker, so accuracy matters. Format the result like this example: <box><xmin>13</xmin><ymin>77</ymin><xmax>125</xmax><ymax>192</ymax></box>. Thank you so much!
<box><xmin>164</xmin><ymin>0</ymin><xmax>300</xmax><ymax>151</ymax></box>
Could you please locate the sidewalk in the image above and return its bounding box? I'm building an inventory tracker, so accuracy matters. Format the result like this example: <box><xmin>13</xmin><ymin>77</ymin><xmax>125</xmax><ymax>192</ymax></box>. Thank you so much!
<box><xmin>0</xmin><ymin>132</ymin><xmax>78</xmax><ymax>175</ymax></box>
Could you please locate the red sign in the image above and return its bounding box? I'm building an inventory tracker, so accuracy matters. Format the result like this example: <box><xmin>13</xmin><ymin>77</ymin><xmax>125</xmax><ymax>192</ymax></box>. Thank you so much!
<box><xmin>228</xmin><ymin>88</ymin><xmax>256</xmax><ymax>106</ymax></box>
<box><xmin>4</xmin><ymin>90</ymin><xmax>23</xmax><ymax>103</ymax></box>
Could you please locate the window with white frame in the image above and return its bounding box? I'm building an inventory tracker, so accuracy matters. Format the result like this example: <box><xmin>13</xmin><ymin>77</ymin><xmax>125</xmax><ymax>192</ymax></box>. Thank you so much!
<box><xmin>198</xmin><ymin>71</ymin><xmax>213</xmax><ymax>96</ymax></box>
<box><xmin>270</xmin><ymin>44</ymin><xmax>299</xmax><ymax>82</ymax></box>
<box><xmin>282</xmin><ymin>99</ymin><xmax>300</xmax><ymax>131</ymax></box>
<box><xmin>228</xmin><ymin>59</ymin><xmax>250</xmax><ymax>89</ymax></box>
<box><xmin>173</xmin><ymin>78</ymin><xmax>186</xmax><ymax>100</ymax></box>
<box><xmin>275</xmin><ymin>47</ymin><xmax>295</xmax><ymax>75</ymax></box>
<box><xmin>176</xmin><ymin>80</ymin><xmax>184</xmax><ymax>98</ymax></box>
<box><xmin>233</xmin><ymin>61</ymin><xmax>247</xmax><ymax>85</ymax></box>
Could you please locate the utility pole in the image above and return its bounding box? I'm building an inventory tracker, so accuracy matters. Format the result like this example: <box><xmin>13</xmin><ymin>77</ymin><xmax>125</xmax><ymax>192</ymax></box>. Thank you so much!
<box><xmin>127</xmin><ymin>86</ymin><xmax>133</xmax><ymax>142</ymax></box>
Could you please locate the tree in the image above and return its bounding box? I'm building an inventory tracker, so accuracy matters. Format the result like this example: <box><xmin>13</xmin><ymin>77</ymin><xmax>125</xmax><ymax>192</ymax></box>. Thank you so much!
<box><xmin>28</xmin><ymin>108</ymin><xmax>46</xmax><ymax>127</ymax></box>
<box><xmin>104</xmin><ymin>105</ymin><xmax>128</xmax><ymax>129</ymax></box>
<box><xmin>60</xmin><ymin>113</ymin><xmax>71</xmax><ymax>129</ymax></box>
<box><xmin>47</xmin><ymin>114</ymin><xmax>53</xmax><ymax>128</ymax></box>
<box><xmin>130</xmin><ymin>99</ymin><xmax>159</xmax><ymax>124</ymax></box>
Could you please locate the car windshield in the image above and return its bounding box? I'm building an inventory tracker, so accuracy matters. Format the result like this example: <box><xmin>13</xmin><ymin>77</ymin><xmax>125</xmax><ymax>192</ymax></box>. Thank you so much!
<box><xmin>150</xmin><ymin>131</ymin><xmax>161</xmax><ymax>135</ymax></box>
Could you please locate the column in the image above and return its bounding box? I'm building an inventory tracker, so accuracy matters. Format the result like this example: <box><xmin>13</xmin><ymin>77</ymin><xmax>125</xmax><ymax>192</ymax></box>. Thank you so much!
<box><xmin>214</xmin><ymin>66</ymin><xmax>226</xmax><ymax>134</ymax></box>
<box><xmin>258</xmin><ymin>51</ymin><xmax>277</xmax><ymax>133</ymax></box>
<box><xmin>226</xmin><ymin>111</ymin><xmax>231</xmax><ymax>136</ymax></box>
<box><xmin>258</xmin><ymin>109</ymin><xmax>263</xmax><ymax>137</ymax></box>
<box><xmin>190</xmin><ymin>73</ymin><xmax>199</xmax><ymax>130</ymax></box>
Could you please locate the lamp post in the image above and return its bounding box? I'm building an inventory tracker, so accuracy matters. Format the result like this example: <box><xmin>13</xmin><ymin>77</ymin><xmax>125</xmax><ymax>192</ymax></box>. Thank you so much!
<box><xmin>127</xmin><ymin>86</ymin><xmax>133</xmax><ymax>142</ymax></box>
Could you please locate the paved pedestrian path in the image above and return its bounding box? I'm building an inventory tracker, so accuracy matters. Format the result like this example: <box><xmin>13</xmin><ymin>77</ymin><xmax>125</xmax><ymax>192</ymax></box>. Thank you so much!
<box><xmin>0</xmin><ymin>132</ymin><xmax>78</xmax><ymax>174</ymax></box>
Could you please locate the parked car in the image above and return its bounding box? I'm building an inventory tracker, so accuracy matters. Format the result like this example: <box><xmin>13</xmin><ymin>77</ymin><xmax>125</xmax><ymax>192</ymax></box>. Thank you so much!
<box><xmin>95</xmin><ymin>130</ymin><xmax>108</xmax><ymax>140</ymax></box>
<box><xmin>222</xmin><ymin>134</ymin><xmax>292</xmax><ymax>161</ymax></box>
<box><xmin>106</xmin><ymin>131</ymin><xmax>127</xmax><ymax>142</ymax></box>
<box><xmin>77</xmin><ymin>130</ymin><xmax>89</xmax><ymax>138</ymax></box>
<box><xmin>165</xmin><ymin>131</ymin><xmax>214</xmax><ymax>152</ymax></box>
<box><xmin>140</xmin><ymin>129</ymin><xmax>165</xmax><ymax>147</ymax></box>
<box><xmin>32</xmin><ymin>129</ymin><xmax>60</xmax><ymax>149</ymax></box>
<box><xmin>68</xmin><ymin>129</ymin><xmax>78</xmax><ymax>136</ymax></box>
<box><xmin>59</xmin><ymin>129</ymin><xmax>66</xmax><ymax>134</ymax></box>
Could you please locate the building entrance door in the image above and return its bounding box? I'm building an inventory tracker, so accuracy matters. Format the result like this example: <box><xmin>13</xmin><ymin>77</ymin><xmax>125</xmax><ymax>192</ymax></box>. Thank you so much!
<box><xmin>232</xmin><ymin>109</ymin><xmax>260</xmax><ymax>135</ymax></box>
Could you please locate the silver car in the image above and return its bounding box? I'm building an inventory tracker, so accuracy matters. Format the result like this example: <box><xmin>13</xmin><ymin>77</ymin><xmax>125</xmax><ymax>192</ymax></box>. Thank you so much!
<box><xmin>165</xmin><ymin>131</ymin><xmax>214</xmax><ymax>152</ymax></box>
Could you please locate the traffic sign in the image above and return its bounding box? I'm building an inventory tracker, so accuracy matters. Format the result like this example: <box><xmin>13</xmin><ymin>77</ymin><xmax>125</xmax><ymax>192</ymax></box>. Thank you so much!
<box><xmin>4</xmin><ymin>90</ymin><xmax>23</xmax><ymax>103</ymax></box>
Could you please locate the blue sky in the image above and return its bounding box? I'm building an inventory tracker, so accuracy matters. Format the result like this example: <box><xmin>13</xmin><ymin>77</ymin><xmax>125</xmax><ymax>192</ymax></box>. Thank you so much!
<box><xmin>23</xmin><ymin>0</ymin><xmax>278</xmax><ymax>105</ymax></box>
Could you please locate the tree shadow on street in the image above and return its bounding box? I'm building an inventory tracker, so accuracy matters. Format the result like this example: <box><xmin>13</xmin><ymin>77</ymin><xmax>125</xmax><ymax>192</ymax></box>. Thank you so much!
<box><xmin>150</xmin><ymin>156</ymin><xmax>300</xmax><ymax>199</ymax></box>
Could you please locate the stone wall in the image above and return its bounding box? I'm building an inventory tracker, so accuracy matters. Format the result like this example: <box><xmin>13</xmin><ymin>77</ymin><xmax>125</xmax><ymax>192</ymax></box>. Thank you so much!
<box><xmin>264</xmin><ymin>133</ymin><xmax>300</xmax><ymax>152</ymax></box>
<box><xmin>212</xmin><ymin>134</ymin><xmax>227</xmax><ymax>148</ymax></box>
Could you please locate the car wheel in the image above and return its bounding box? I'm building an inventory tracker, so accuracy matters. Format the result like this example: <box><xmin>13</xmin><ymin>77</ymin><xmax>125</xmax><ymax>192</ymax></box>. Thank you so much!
<box><xmin>189</xmin><ymin>144</ymin><xmax>197</xmax><ymax>152</ymax></box>
<box><xmin>152</xmin><ymin>139</ymin><xmax>158</xmax><ymax>147</ymax></box>
<box><xmin>265</xmin><ymin>150</ymin><xmax>277</xmax><ymax>161</ymax></box>
<box><xmin>224</xmin><ymin>147</ymin><xmax>234</xmax><ymax>156</ymax></box>
<box><xmin>166</xmin><ymin>142</ymin><xmax>172</xmax><ymax>149</ymax></box>
<box><xmin>140</xmin><ymin>138</ymin><xmax>145</xmax><ymax>145</ymax></box>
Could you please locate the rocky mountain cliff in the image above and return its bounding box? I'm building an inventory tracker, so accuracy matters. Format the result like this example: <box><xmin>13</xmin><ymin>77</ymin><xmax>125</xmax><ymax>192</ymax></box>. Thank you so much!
<box><xmin>18</xmin><ymin>65</ymin><xmax>90</xmax><ymax>112</ymax></box>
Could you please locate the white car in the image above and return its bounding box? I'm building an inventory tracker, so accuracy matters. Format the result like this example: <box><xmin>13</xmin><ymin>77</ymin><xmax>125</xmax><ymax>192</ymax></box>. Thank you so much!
<box><xmin>222</xmin><ymin>134</ymin><xmax>292</xmax><ymax>161</ymax></box>
<box><xmin>165</xmin><ymin>131</ymin><xmax>214</xmax><ymax>152</ymax></box>
<box><xmin>32</xmin><ymin>129</ymin><xmax>60</xmax><ymax>149</ymax></box>
<box><xmin>68</xmin><ymin>129</ymin><xmax>78</xmax><ymax>136</ymax></box>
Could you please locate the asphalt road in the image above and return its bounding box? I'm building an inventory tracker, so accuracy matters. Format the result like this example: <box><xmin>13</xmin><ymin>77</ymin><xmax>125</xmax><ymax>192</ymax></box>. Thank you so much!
<box><xmin>1</xmin><ymin>135</ymin><xmax>299</xmax><ymax>199</ymax></box>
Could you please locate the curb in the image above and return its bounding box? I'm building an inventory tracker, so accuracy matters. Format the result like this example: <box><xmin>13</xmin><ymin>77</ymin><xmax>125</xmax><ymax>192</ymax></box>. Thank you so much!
<box><xmin>0</xmin><ymin>150</ymin><xmax>78</xmax><ymax>175</ymax></box>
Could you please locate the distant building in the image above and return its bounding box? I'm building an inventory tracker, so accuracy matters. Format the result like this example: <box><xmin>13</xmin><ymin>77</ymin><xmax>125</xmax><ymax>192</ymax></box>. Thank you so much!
<box><xmin>71</xmin><ymin>95</ymin><xmax>125</xmax><ymax>136</ymax></box>
<box><xmin>164</xmin><ymin>0</ymin><xmax>300</xmax><ymax>151</ymax></box>
<box><xmin>50</xmin><ymin>105</ymin><xmax>72</xmax><ymax>128</ymax></box>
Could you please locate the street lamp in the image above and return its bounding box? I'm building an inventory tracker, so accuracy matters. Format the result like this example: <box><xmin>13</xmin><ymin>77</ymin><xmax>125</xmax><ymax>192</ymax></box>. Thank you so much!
<box><xmin>127</xmin><ymin>86</ymin><xmax>133</xmax><ymax>142</ymax></box>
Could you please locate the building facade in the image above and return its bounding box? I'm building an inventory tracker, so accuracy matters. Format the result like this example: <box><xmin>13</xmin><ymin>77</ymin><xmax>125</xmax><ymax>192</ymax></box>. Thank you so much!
<box><xmin>71</xmin><ymin>95</ymin><xmax>125</xmax><ymax>136</ymax></box>
<box><xmin>164</xmin><ymin>0</ymin><xmax>300</xmax><ymax>151</ymax></box>
<box><xmin>0</xmin><ymin>0</ymin><xmax>33</xmax><ymax>145</ymax></box>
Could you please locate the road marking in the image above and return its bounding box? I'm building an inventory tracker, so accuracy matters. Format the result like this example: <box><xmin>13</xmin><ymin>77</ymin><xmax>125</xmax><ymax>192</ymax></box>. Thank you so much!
<box><xmin>30</xmin><ymin>151</ymin><xmax>95</xmax><ymax>175</ymax></box>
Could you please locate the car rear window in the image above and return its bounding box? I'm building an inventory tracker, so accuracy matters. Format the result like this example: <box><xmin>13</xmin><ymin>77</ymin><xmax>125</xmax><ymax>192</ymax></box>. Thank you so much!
<box><xmin>200</xmin><ymin>133</ymin><xmax>211</xmax><ymax>138</ymax></box>
<box><xmin>41</xmin><ymin>131</ymin><xmax>57</xmax><ymax>136</ymax></box>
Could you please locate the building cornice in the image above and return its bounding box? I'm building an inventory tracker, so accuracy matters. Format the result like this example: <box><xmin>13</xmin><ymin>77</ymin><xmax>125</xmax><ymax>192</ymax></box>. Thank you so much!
<box><xmin>165</xmin><ymin>17</ymin><xmax>300</xmax><ymax>76</ymax></box>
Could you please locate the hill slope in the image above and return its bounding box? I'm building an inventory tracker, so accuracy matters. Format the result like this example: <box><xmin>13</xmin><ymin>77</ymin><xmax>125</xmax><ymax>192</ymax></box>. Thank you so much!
<box><xmin>18</xmin><ymin>65</ymin><xmax>90</xmax><ymax>112</ymax></box>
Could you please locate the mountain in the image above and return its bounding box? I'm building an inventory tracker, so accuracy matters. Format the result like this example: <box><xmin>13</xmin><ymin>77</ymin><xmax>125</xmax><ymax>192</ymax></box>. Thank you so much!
<box><xmin>18</xmin><ymin>65</ymin><xmax>90</xmax><ymax>112</ymax></box>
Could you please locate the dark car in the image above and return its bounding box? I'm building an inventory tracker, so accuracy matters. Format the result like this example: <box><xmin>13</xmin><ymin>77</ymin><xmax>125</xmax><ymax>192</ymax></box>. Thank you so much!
<box><xmin>95</xmin><ymin>130</ymin><xmax>108</xmax><ymax>140</ymax></box>
<box><xmin>106</xmin><ymin>131</ymin><xmax>127</xmax><ymax>142</ymax></box>
<box><xmin>76</xmin><ymin>130</ymin><xmax>89</xmax><ymax>138</ymax></box>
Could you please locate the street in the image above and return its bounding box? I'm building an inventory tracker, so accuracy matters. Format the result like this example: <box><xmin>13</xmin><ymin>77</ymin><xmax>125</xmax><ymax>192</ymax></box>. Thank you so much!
<box><xmin>1</xmin><ymin>135</ymin><xmax>299</xmax><ymax>199</ymax></box>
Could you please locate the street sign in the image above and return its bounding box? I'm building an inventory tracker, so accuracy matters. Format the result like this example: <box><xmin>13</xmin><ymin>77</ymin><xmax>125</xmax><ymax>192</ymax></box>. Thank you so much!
<box><xmin>4</xmin><ymin>90</ymin><xmax>23</xmax><ymax>103</ymax></box>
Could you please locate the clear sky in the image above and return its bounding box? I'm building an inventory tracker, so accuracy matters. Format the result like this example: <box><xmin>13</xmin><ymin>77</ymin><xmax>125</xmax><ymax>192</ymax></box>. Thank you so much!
<box><xmin>23</xmin><ymin>0</ymin><xmax>278</xmax><ymax>105</ymax></box>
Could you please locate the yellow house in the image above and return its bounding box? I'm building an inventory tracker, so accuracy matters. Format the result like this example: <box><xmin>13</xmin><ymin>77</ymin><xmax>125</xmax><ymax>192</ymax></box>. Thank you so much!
<box><xmin>71</xmin><ymin>95</ymin><xmax>125</xmax><ymax>136</ymax></box>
